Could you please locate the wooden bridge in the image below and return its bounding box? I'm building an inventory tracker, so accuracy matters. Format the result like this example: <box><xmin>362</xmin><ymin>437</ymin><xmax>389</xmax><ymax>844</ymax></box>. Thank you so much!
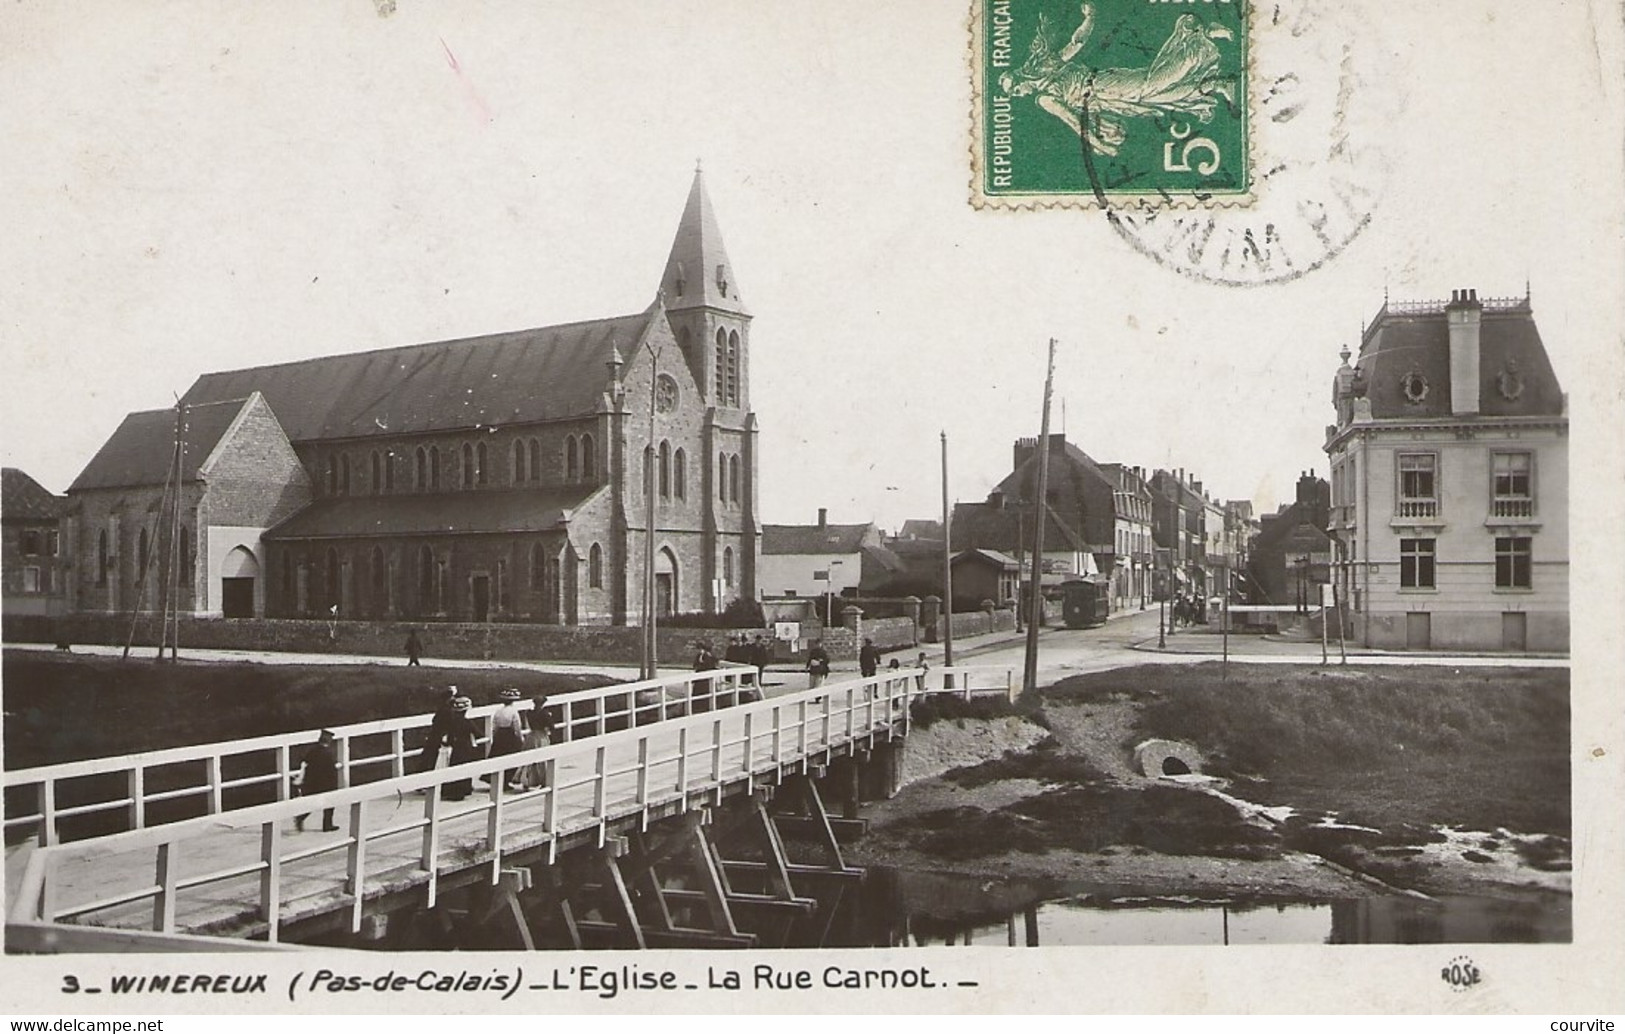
<box><xmin>5</xmin><ymin>664</ymin><xmax>1015</xmax><ymax>953</ymax></box>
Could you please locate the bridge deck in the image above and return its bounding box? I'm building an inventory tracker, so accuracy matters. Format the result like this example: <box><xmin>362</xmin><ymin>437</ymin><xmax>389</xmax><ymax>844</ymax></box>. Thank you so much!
<box><xmin>8</xmin><ymin>667</ymin><xmax>1013</xmax><ymax>946</ymax></box>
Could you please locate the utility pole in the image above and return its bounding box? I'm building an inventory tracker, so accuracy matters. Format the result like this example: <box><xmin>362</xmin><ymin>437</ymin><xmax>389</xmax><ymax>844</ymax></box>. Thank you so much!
<box><xmin>642</xmin><ymin>342</ymin><xmax>661</xmax><ymax>680</ymax></box>
<box><xmin>1022</xmin><ymin>338</ymin><xmax>1056</xmax><ymax>698</ymax></box>
<box><xmin>940</xmin><ymin>431</ymin><xmax>954</xmax><ymax>676</ymax></box>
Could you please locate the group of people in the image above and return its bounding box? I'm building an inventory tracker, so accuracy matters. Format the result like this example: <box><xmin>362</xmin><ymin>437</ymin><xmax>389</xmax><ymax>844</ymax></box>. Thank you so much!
<box><xmin>417</xmin><ymin>686</ymin><xmax>557</xmax><ymax>800</ymax></box>
<box><xmin>806</xmin><ymin>636</ymin><xmax>923</xmax><ymax>688</ymax></box>
<box><xmin>1169</xmin><ymin>593</ymin><xmax>1207</xmax><ymax>629</ymax></box>
<box><xmin>289</xmin><ymin>685</ymin><xmax>560</xmax><ymax>830</ymax></box>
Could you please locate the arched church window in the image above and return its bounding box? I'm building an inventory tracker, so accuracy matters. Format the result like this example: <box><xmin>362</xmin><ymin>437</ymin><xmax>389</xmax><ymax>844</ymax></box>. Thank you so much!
<box><xmin>529</xmin><ymin>438</ymin><xmax>541</xmax><ymax>482</ymax></box>
<box><xmin>565</xmin><ymin>436</ymin><xmax>579</xmax><ymax>481</ymax></box>
<box><xmin>659</xmin><ymin>440</ymin><xmax>671</xmax><ymax>499</ymax></box>
<box><xmin>476</xmin><ymin>441</ymin><xmax>488</xmax><ymax>485</ymax></box>
<box><xmin>718</xmin><ymin>452</ymin><xmax>728</xmax><ymax>503</ymax></box>
<box><xmin>461</xmin><ymin>443</ymin><xmax>475</xmax><ymax>488</ymax></box>
<box><xmin>370</xmin><ymin>546</ymin><xmax>386</xmax><ymax>615</ymax></box>
<box><xmin>513</xmin><ymin>439</ymin><xmax>526</xmax><ymax>484</ymax></box>
<box><xmin>139</xmin><ymin>528</ymin><xmax>150</xmax><ymax>575</ymax></box>
<box><xmin>419</xmin><ymin>545</ymin><xmax>436</xmax><ymax>611</ymax></box>
<box><xmin>325</xmin><ymin>547</ymin><xmax>341</xmax><ymax>611</ymax></box>
<box><xmin>326</xmin><ymin>455</ymin><xmax>338</xmax><ymax>496</ymax></box>
<box><xmin>715</xmin><ymin>328</ymin><xmax>728</xmax><ymax>403</ymax></box>
<box><xmin>415</xmin><ymin>447</ymin><xmax>427</xmax><ymax>490</ymax></box>
<box><xmin>429</xmin><ymin>446</ymin><xmax>440</xmax><ymax>490</ymax></box>
<box><xmin>582</xmin><ymin>434</ymin><xmax>596</xmax><ymax>479</ymax></box>
<box><xmin>723</xmin><ymin>546</ymin><xmax>734</xmax><ymax>588</ymax></box>
<box><xmin>371</xmin><ymin>452</ymin><xmax>381</xmax><ymax>494</ymax></box>
<box><xmin>729</xmin><ymin>454</ymin><xmax>741</xmax><ymax>505</ymax></box>
<box><xmin>726</xmin><ymin>329</ymin><xmax>740</xmax><ymax>406</ymax></box>
<box><xmin>589</xmin><ymin>543</ymin><xmax>603</xmax><ymax>589</ymax></box>
<box><xmin>674</xmin><ymin>448</ymin><xmax>686</xmax><ymax>500</ymax></box>
<box><xmin>97</xmin><ymin>529</ymin><xmax>109</xmax><ymax>586</ymax></box>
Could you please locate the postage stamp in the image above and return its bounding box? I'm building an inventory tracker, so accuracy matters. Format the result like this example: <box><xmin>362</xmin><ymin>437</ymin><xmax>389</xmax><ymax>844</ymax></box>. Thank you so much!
<box><xmin>972</xmin><ymin>0</ymin><xmax>1251</xmax><ymax>208</ymax></box>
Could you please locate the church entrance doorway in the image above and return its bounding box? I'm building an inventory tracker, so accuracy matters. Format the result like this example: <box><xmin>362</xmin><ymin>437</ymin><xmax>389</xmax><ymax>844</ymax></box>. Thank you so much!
<box><xmin>655</xmin><ymin>548</ymin><xmax>677</xmax><ymax>618</ymax></box>
<box><xmin>221</xmin><ymin>546</ymin><xmax>260</xmax><ymax>618</ymax></box>
<box><xmin>222</xmin><ymin>579</ymin><xmax>254</xmax><ymax>618</ymax></box>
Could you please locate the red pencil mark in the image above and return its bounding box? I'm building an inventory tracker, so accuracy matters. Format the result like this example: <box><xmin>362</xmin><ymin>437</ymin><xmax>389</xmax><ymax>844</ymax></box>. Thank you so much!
<box><xmin>439</xmin><ymin>37</ymin><xmax>493</xmax><ymax>124</ymax></box>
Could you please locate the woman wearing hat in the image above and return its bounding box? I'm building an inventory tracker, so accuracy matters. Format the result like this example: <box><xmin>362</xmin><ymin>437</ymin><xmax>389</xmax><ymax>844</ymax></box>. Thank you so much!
<box><xmin>487</xmin><ymin>687</ymin><xmax>529</xmax><ymax>790</ymax></box>
<box><xmin>441</xmin><ymin>695</ymin><xmax>480</xmax><ymax>801</ymax></box>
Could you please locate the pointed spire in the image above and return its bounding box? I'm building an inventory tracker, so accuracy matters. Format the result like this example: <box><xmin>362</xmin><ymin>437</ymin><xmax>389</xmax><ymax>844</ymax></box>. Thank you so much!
<box><xmin>660</xmin><ymin>166</ymin><xmax>747</xmax><ymax>315</ymax></box>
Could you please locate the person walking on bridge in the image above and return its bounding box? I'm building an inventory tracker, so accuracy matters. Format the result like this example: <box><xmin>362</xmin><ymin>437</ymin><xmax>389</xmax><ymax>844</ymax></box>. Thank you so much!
<box><xmin>806</xmin><ymin>639</ymin><xmax>831</xmax><ymax>688</ymax></box>
<box><xmin>405</xmin><ymin>628</ymin><xmax>424</xmax><ymax>666</ymax></box>
<box><xmin>440</xmin><ymin>696</ymin><xmax>479</xmax><ymax>801</ymax></box>
<box><xmin>293</xmin><ymin>730</ymin><xmax>340</xmax><ymax>832</ymax></box>
<box><xmin>488</xmin><ymin>687</ymin><xmax>528</xmax><ymax>791</ymax></box>
<box><xmin>859</xmin><ymin>637</ymin><xmax>881</xmax><ymax>679</ymax></box>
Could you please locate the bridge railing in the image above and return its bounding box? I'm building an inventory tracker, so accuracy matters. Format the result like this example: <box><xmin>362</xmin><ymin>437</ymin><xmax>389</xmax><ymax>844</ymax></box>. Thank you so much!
<box><xmin>2</xmin><ymin>664</ymin><xmax>759</xmax><ymax>848</ymax></box>
<box><xmin>9</xmin><ymin>668</ymin><xmax>988</xmax><ymax>944</ymax></box>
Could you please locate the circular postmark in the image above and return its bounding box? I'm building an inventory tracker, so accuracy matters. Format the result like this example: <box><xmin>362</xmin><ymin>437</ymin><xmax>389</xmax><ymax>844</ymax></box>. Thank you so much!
<box><xmin>1093</xmin><ymin>3</ymin><xmax>1406</xmax><ymax>286</ymax></box>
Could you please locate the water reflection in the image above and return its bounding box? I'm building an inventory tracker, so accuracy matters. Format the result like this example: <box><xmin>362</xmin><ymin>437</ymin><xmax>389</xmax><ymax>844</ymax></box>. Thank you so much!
<box><xmin>824</xmin><ymin>867</ymin><xmax>1570</xmax><ymax>947</ymax></box>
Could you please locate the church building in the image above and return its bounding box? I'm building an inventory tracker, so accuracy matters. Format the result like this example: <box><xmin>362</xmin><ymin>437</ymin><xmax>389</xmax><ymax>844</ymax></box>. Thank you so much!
<box><xmin>64</xmin><ymin>169</ymin><xmax>761</xmax><ymax>625</ymax></box>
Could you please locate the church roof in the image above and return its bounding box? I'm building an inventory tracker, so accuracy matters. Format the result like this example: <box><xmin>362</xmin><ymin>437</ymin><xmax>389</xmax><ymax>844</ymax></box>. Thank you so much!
<box><xmin>264</xmin><ymin>485</ymin><xmax>602</xmax><ymax>540</ymax></box>
<box><xmin>68</xmin><ymin>398</ymin><xmax>251</xmax><ymax>492</ymax></box>
<box><xmin>660</xmin><ymin>168</ymin><xmax>747</xmax><ymax>315</ymax></box>
<box><xmin>180</xmin><ymin>308</ymin><xmax>660</xmax><ymax>444</ymax></box>
<box><xmin>2</xmin><ymin>467</ymin><xmax>65</xmax><ymax>521</ymax></box>
<box><xmin>1354</xmin><ymin>294</ymin><xmax>1563</xmax><ymax>420</ymax></box>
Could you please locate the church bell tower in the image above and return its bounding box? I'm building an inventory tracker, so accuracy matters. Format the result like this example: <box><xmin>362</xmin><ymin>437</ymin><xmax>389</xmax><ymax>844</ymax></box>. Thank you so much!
<box><xmin>660</xmin><ymin>165</ymin><xmax>751</xmax><ymax>411</ymax></box>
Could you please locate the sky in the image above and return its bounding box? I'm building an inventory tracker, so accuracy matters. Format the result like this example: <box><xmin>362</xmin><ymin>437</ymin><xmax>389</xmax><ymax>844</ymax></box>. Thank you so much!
<box><xmin>2</xmin><ymin>0</ymin><xmax>1622</xmax><ymax>534</ymax></box>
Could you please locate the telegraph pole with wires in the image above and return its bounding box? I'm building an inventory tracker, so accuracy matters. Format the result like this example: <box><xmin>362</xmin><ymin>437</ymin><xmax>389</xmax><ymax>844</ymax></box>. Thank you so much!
<box><xmin>642</xmin><ymin>341</ymin><xmax>662</xmax><ymax>680</ymax></box>
<box><xmin>1022</xmin><ymin>337</ymin><xmax>1057</xmax><ymax>698</ymax></box>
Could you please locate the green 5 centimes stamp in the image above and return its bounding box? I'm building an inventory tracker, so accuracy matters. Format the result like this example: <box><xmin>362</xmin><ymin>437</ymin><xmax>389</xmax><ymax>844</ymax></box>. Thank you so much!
<box><xmin>973</xmin><ymin>0</ymin><xmax>1250</xmax><ymax>207</ymax></box>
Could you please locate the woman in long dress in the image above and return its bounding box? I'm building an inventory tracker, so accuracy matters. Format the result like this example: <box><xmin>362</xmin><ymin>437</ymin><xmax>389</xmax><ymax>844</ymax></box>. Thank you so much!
<box><xmin>441</xmin><ymin>695</ymin><xmax>480</xmax><ymax>801</ymax></box>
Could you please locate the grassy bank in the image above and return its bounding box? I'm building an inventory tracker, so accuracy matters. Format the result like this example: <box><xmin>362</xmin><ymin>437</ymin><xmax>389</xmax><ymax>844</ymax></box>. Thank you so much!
<box><xmin>2</xmin><ymin>652</ymin><xmax>615</xmax><ymax>769</ymax></box>
<box><xmin>1042</xmin><ymin>662</ymin><xmax>1570</xmax><ymax>836</ymax></box>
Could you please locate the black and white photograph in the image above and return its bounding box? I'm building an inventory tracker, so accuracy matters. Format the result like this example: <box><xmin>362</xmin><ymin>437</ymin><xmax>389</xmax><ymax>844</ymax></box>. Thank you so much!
<box><xmin>1</xmin><ymin>0</ymin><xmax>1621</xmax><ymax>1018</ymax></box>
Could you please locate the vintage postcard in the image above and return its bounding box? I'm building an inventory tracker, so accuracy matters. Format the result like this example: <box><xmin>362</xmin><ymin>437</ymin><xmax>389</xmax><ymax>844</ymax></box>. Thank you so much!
<box><xmin>1</xmin><ymin>0</ymin><xmax>1622</xmax><ymax>1019</ymax></box>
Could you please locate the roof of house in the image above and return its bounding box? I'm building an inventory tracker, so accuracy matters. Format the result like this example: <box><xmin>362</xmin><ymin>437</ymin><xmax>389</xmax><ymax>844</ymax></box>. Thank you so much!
<box><xmin>264</xmin><ymin>485</ymin><xmax>601</xmax><ymax>540</ymax></box>
<box><xmin>68</xmin><ymin>398</ymin><xmax>253</xmax><ymax>493</ymax></box>
<box><xmin>860</xmin><ymin>542</ymin><xmax>908</xmax><ymax>575</ymax></box>
<box><xmin>896</xmin><ymin>519</ymin><xmax>943</xmax><ymax>540</ymax></box>
<box><xmin>179</xmin><ymin>307</ymin><xmax>660</xmax><ymax>444</ymax></box>
<box><xmin>1354</xmin><ymin>295</ymin><xmax>1563</xmax><ymax>420</ymax></box>
<box><xmin>953</xmin><ymin>547</ymin><xmax>1019</xmax><ymax>570</ymax></box>
<box><xmin>2</xmin><ymin>467</ymin><xmax>65</xmax><ymax>521</ymax></box>
<box><xmin>952</xmin><ymin>501</ymin><xmax>1087</xmax><ymax>554</ymax></box>
<box><xmin>761</xmin><ymin>522</ymin><xmax>875</xmax><ymax>555</ymax></box>
<box><xmin>660</xmin><ymin>168</ymin><xmax>747</xmax><ymax>316</ymax></box>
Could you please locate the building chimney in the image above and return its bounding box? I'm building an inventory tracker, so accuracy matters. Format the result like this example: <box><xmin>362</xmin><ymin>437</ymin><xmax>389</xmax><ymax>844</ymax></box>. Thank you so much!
<box><xmin>1446</xmin><ymin>287</ymin><xmax>1483</xmax><ymax>415</ymax></box>
<box><xmin>817</xmin><ymin>507</ymin><xmax>827</xmax><ymax>529</ymax></box>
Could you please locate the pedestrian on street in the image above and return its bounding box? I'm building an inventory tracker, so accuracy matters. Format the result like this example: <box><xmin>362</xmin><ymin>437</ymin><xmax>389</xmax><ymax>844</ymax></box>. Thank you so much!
<box><xmin>488</xmin><ymin>688</ymin><xmax>528</xmax><ymax>790</ymax></box>
<box><xmin>405</xmin><ymin>628</ymin><xmax>424</xmax><ymax>666</ymax></box>
<box><xmin>416</xmin><ymin>685</ymin><xmax>458</xmax><ymax>774</ymax></box>
<box><xmin>440</xmin><ymin>695</ymin><xmax>480</xmax><ymax>801</ymax></box>
<box><xmin>293</xmin><ymin>730</ymin><xmax>340</xmax><ymax>832</ymax></box>
<box><xmin>859</xmin><ymin>637</ymin><xmax>880</xmax><ymax>679</ymax></box>
<box><xmin>806</xmin><ymin>639</ymin><xmax>831</xmax><ymax>688</ymax></box>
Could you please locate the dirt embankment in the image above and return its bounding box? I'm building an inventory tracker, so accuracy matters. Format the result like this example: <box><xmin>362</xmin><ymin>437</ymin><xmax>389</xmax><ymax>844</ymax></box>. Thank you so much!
<box><xmin>850</xmin><ymin>669</ymin><xmax>1572</xmax><ymax>903</ymax></box>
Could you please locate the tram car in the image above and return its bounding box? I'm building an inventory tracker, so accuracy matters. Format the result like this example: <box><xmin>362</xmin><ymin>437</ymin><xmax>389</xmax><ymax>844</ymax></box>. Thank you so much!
<box><xmin>1060</xmin><ymin>578</ymin><xmax>1110</xmax><ymax>629</ymax></box>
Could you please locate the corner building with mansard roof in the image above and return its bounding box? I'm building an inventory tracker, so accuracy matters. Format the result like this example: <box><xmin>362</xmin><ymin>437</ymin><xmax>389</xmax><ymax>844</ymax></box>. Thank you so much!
<box><xmin>64</xmin><ymin>169</ymin><xmax>760</xmax><ymax>624</ymax></box>
<box><xmin>1325</xmin><ymin>289</ymin><xmax>1567</xmax><ymax>652</ymax></box>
